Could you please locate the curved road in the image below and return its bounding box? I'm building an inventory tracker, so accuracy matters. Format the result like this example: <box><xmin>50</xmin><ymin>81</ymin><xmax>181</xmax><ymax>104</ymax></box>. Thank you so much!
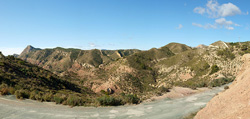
<box><xmin>0</xmin><ymin>86</ymin><xmax>226</xmax><ymax>119</ymax></box>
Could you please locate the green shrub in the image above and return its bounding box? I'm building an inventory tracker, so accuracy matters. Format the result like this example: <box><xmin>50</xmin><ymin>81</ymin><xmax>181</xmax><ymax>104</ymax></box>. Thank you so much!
<box><xmin>29</xmin><ymin>90</ymin><xmax>38</xmax><ymax>100</ymax></box>
<box><xmin>210</xmin><ymin>65</ymin><xmax>219</xmax><ymax>75</ymax></box>
<box><xmin>97</xmin><ymin>96</ymin><xmax>122</xmax><ymax>106</ymax></box>
<box><xmin>0</xmin><ymin>87</ymin><xmax>9</xmax><ymax>95</ymax></box>
<box><xmin>15</xmin><ymin>89</ymin><xmax>30</xmax><ymax>99</ymax></box>
<box><xmin>17</xmin><ymin>61</ymin><xmax>25</xmax><ymax>65</ymax></box>
<box><xmin>0</xmin><ymin>84</ymin><xmax>10</xmax><ymax>95</ymax></box>
<box><xmin>159</xmin><ymin>86</ymin><xmax>170</xmax><ymax>93</ymax></box>
<box><xmin>100</xmin><ymin>90</ymin><xmax>109</xmax><ymax>95</ymax></box>
<box><xmin>53</xmin><ymin>93</ymin><xmax>66</xmax><ymax>104</ymax></box>
<box><xmin>0</xmin><ymin>62</ymin><xmax>4</xmax><ymax>66</ymax></box>
<box><xmin>216</xmin><ymin>49</ymin><xmax>235</xmax><ymax>60</ymax></box>
<box><xmin>65</xmin><ymin>95</ymin><xmax>85</xmax><ymax>106</ymax></box>
<box><xmin>123</xmin><ymin>94</ymin><xmax>140</xmax><ymax>104</ymax></box>
<box><xmin>34</xmin><ymin>92</ymin><xmax>44</xmax><ymax>101</ymax></box>
<box><xmin>209</xmin><ymin>78</ymin><xmax>233</xmax><ymax>87</ymax></box>
<box><xmin>54</xmin><ymin>96</ymin><xmax>64</xmax><ymax>104</ymax></box>
<box><xmin>9</xmin><ymin>87</ymin><xmax>16</xmax><ymax>94</ymax></box>
<box><xmin>42</xmin><ymin>92</ymin><xmax>54</xmax><ymax>102</ymax></box>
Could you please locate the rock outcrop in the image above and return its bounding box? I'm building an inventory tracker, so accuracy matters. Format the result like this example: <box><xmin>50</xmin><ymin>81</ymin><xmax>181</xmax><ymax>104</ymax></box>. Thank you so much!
<box><xmin>19</xmin><ymin>45</ymin><xmax>40</xmax><ymax>56</ymax></box>
<box><xmin>195</xmin><ymin>54</ymin><xmax>250</xmax><ymax>119</ymax></box>
<box><xmin>196</xmin><ymin>44</ymin><xmax>207</xmax><ymax>49</ymax></box>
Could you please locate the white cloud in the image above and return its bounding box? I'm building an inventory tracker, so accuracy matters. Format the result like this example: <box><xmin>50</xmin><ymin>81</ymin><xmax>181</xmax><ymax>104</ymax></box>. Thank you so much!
<box><xmin>194</xmin><ymin>0</ymin><xmax>241</xmax><ymax>18</ymax></box>
<box><xmin>234</xmin><ymin>24</ymin><xmax>240</xmax><ymax>27</ymax></box>
<box><xmin>0</xmin><ymin>47</ymin><xmax>23</xmax><ymax>56</ymax></box>
<box><xmin>193</xmin><ymin>18</ymin><xmax>239</xmax><ymax>30</ymax></box>
<box><xmin>215</xmin><ymin>18</ymin><xmax>233</xmax><ymax>25</ymax></box>
<box><xmin>192</xmin><ymin>23</ymin><xmax>217</xmax><ymax>29</ymax></box>
<box><xmin>204</xmin><ymin>24</ymin><xmax>217</xmax><ymax>29</ymax></box>
<box><xmin>89</xmin><ymin>43</ymin><xmax>97</xmax><ymax>47</ymax></box>
<box><xmin>176</xmin><ymin>24</ymin><xmax>183</xmax><ymax>29</ymax></box>
<box><xmin>219</xmin><ymin>3</ymin><xmax>241</xmax><ymax>17</ymax></box>
<box><xmin>247</xmin><ymin>11</ymin><xmax>249</xmax><ymax>15</ymax></box>
<box><xmin>225</xmin><ymin>26</ymin><xmax>234</xmax><ymax>30</ymax></box>
<box><xmin>192</xmin><ymin>23</ymin><xmax>203</xmax><ymax>28</ymax></box>
<box><xmin>194</xmin><ymin>7</ymin><xmax>205</xmax><ymax>14</ymax></box>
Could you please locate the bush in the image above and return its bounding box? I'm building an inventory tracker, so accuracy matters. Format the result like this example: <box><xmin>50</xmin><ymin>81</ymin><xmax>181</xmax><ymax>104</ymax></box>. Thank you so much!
<box><xmin>210</xmin><ymin>65</ymin><xmax>219</xmax><ymax>75</ymax></box>
<box><xmin>42</xmin><ymin>92</ymin><xmax>54</xmax><ymax>102</ymax></box>
<box><xmin>29</xmin><ymin>90</ymin><xmax>38</xmax><ymax>100</ymax></box>
<box><xmin>17</xmin><ymin>61</ymin><xmax>25</xmax><ymax>65</ymax></box>
<box><xmin>0</xmin><ymin>87</ymin><xmax>9</xmax><ymax>95</ymax></box>
<box><xmin>0</xmin><ymin>84</ymin><xmax>10</xmax><ymax>95</ymax></box>
<box><xmin>209</xmin><ymin>78</ymin><xmax>233</xmax><ymax>87</ymax></box>
<box><xmin>123</xmin><ymin>94</ymin><xmax>140</xmax><ymax>104</ymax></box>
<box><xmin>65</xmin><ymin>95</ymin><xmax>85</xmax><ymax>106</ymax></box>
<box><xmin>159</xmin><ymin>86</ymin><xmax>170</xmax><ymax>93</ymax></box>
<box><xmin>100</xmin><ymin>90</ymin><xmax>109</xmax><ymax>95</ymax></box>
<box><xmin>216</xmin><ymin>49</ymin><xmax>235</xmax><ymax>60</ymax></box>
<box><xmin>9</xmin><ymin>87</ymin><xmax>16</xmax><ymax>94</ymax></box>
<box><xmin>15</xmin><ymin>89</ymin><xmax>30</xmax><ymax>99</ymax></box>
<box><xmin>34</xmin><ymin>91</ymin><xmax>44</xmax><ymax>101</ymax></box>
<box><xmin>53</xmin><ymin>94</ymin><xmax>66</xmax><ymax>104</ymax></box>
<box><xmin>224</xmin><ymin>86</ymin><xmax>229</xmax><ymax>90</ymax></box>
<box><xmin>97</xmin><ymin>96</ymin><xmax>122</xmax><ymax>106</ymax></box>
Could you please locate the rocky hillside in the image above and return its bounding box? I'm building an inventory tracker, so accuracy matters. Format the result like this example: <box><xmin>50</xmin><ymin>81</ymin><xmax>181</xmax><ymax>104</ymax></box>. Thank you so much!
<box><xmin>19</xmin><ymin>46</ymin><xmax>140</xmax><ymax>73</ymax></box>
<box><xmin>163</xmin><ymin>42</ymin><xmax>192</xmax><ymax>54</ymax></box>
<box><xmin>0</xmin><ymin>51</ymin><xmax>95</xmax><ymax>106</ymax></box>
<box><xmin>195</xmin><ymin>54</ymin><xmax>250</xmax><ymax>119</ymax></box>
<box><xmin>17</xmin><ymin>41</ymin><xmax>250</xmax><ymax>101</ymax></box>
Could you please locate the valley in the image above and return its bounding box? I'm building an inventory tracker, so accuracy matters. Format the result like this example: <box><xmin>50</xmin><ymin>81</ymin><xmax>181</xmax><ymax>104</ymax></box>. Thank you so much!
<box><xmin>1</xmin><ymin>41</ymin><xmax>250</xmax><ymax>107</ymax></box>
<box><xmin>0</xmin><ymin>84</ymin><xmax>227</xmax><ymax>119</ymax></box>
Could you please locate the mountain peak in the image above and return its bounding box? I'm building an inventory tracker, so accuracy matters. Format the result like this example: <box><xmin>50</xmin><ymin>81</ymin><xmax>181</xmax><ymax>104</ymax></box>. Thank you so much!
<box><xmin>23</xmin><ymin>45</ymin><xmax>35</xmax><ymax>52</ymax></box>
<box><xmin>210</xmin><ymin>41</ymin><xmax>229</xmax><ymax>49</ymax></box>
<box><xmin>196</xmin><ymin>44</ymin><xmax>207</xmax><ymax>49</ymax></box>
<box><xmin>19</xmin><ymin>45</ymin><xmax>40</xmax><ymax>57</ymax></box>
<box><xmin>162</xmin><ymin>42</ymin><xmax>192</xmax><ymax>54</ymax></box>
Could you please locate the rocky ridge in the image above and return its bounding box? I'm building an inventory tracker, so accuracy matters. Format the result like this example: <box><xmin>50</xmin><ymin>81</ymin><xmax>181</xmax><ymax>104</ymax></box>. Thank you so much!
<box><xmin>17</xmin><ymin>41</ymin><xmax>250</xmax><ymax>99</ymax></box>
<box><xmin>195</xmin><ymin>54</ymin><xmax>250</xmax><ymax>119</ymax></box>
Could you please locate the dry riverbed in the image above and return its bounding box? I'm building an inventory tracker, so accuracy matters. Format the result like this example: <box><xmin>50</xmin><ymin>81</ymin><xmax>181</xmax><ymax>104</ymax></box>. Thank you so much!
<box><xmin>0</xmin><ymin>86</ymin><xmax>226</xmax><ymax>119</ymax></box>
<box><xmin>144</xmin><ymin>87</ymin><xmax>209</xmax><ymax>103</ymax></box>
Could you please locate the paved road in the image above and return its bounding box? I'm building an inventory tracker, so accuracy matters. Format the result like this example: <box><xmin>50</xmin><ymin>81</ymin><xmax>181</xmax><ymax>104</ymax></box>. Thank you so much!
<box><xmin>0</xmin><ymin>86</ymin><xmax>226</xmax><ymax>119</ymax></box>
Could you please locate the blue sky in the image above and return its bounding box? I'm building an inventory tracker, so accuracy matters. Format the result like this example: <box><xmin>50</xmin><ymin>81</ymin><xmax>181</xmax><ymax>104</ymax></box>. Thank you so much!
<box><xmin>0</xmin><ymin>0</ymin><xmax>249</xmax><ymax>55</ymax></box>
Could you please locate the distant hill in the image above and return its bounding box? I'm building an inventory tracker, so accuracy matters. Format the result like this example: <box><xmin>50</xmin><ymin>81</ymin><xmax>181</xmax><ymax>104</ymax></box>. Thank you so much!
<box><xmin>210</xmin><ymin>41</ymin><xmax>229</xmax><ymax>49</ymax></box>
<box><xmin>196</xmin><ymin>44</ymin><xmax>208</xmax><ymax>49</ymax></box>
<box><xmin>163</xmin><ymin>43</ymin><xmax>192</xmax><ymax>54</ymax></box>
<box><xmin>0</xmin><ymin>52</ymin><xmax>95</xmax><ymax>106</ymax></box>
<box><xmin>19</xmin><ymin>46</ymin><xmax>140</xmax><ymax>72</ymax></box>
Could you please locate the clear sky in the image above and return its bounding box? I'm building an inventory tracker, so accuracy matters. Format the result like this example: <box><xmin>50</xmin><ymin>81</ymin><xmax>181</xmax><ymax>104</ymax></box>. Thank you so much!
<box><xmin>0</xmin><ymin>0</ymin><xmax>249</xmax><ymax>55</ymax></box>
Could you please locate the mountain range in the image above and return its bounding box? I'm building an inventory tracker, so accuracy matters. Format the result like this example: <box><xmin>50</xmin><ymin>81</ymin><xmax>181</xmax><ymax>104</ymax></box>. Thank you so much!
<box><xmin>1</xmin><ymin>41</ymin><xmax>250</xmax><ymax>106</ymax></box>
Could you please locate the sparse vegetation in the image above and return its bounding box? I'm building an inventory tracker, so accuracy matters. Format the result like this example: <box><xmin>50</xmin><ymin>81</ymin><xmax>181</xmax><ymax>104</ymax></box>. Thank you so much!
<box><xmin>1</xmin><ymin>41</ymin><xmax>243</xmax><ymax>107</ymax></box>
<box><xmin>210</xmin><ymin>78</ymin><xmax>234</xmax><ymax>87</ymax></box>
<box><xmin>0</xmin><ymin>54</ymin><xmax>95</xmax><ymax>106</ymax></box>
<box><xmin>210</xmin><ymin>65</ymin><xmax>219</xmax><ymax>75</ymax></box>
<box><xmin>122</xmin><ymin>94</ymin><xmax>140</xmax><ymax>104</ymax></box>
<box><xmin>97</xmin><ymin>95</ymin><xmax>122</xmax><ymax>106</ymax></box>
<box><xmin>224</xmin><ymin>86</ymin><xmax>229</xmax><ymax>90</ymax></box>
<box><xmin>216</xmin><ymin>48</ymin><xmax>235</xmax><ymax>60</ymax></box>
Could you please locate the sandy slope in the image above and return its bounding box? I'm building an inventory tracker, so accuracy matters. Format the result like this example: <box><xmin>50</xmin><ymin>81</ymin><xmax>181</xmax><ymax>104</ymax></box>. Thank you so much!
<box><xmin>195</xmin><ymin>54</ymin><xmax>250</xmax><ymax>119</ymax></box>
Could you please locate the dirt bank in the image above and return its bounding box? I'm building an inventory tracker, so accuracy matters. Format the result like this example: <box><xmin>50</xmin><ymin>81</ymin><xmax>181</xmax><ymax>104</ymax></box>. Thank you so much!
<box><xmin>195</xmin><ymin>54</ymin><xmax>250</xmax><ymax>119</ymax></box>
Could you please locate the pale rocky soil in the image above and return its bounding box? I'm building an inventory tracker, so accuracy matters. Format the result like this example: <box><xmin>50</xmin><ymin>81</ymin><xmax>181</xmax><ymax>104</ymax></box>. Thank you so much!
<box><xmin>195</xmin><ymin>54</ymin><xmax>250</xmax><ymax>119</ymax></box>
<box><xmin>144</xmin><ymin>87</ymin><xmax>209</xmax><ymax>102</ymax></box>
